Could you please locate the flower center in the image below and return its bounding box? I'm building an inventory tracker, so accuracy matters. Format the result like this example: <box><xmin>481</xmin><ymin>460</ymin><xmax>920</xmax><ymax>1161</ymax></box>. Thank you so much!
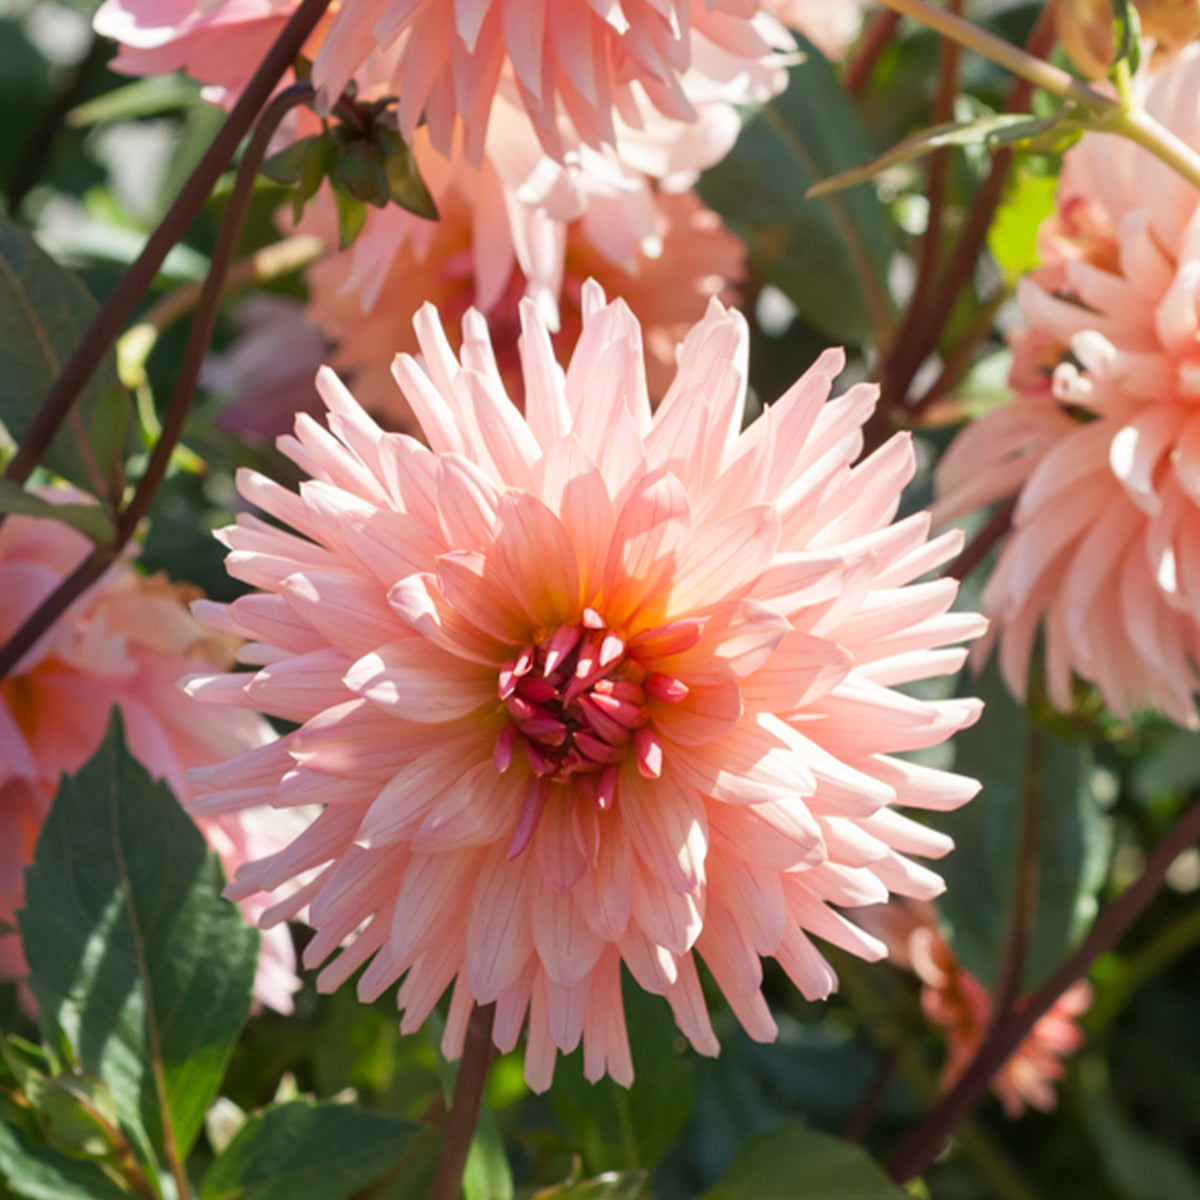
<box><xmin>493</xmin><ymin>608</ymin><xmax>689</xmax><ymax>809</ymax></box>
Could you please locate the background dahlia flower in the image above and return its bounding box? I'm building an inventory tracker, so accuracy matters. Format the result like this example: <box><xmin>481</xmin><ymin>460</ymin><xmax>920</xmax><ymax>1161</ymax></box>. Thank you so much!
<box><xmin>93</xmin><ymin>0</ymin><xmax>790</xmax><ymax>165</ymax></box>
<box><xmin>936</xmin><ymin>47</ymin><xmax>1200</xmax><ymax>727</ymax></box>
<box><xmin>187</xmin><ymin>282</ymin><xmax>983</xmax><ymax>1088</ymax></box>
<box><xmin>859</xmin><ymin>903</ymin><xmax>1092</xmax><ymax>1118</ymax></box>
<box><xmin>289</xmin><ymin>109</ymin><xmax>745</xmax><ymax>429</ymax></box>
<box><xmin>0</xmin><ymin>505</ymin><xmax>299</xmax><ymax>1013</ymax></box>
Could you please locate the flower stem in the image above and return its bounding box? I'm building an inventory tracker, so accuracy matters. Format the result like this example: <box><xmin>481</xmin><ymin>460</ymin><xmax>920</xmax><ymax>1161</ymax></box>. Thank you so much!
<box><xmin>990</xmin><ymin>729</ymin><xmax>1044</xmax><ymax>1022</ymax></box>
<box><xmin>945</xmin><ymin>497</ymin><xmax>1016</xmax><ymax>581</ymax></box>
<box><xmin>842</xmin><ymin>8</ymin><xmax>903</xmax><ymax>98</ymax></box>
<box><xmin>887</xmin><ymin>791</ymin><xmax>1200</xmax><ymax>1183</ymax></box>
<box><xmin>873</xmin><ymin>0</ymin><xmax>1109</xmax><ymax>109</ymax></box>
<box><xmin>0</xmin><ymin>84</ymin><xmax>313</xmax><ymax>684</ymax></box>
<box><xmin>430</xmin><ymin>1003</ymin><xmax>497</xmax><ymax>1200</ymax></box>
<box><xmin>1</xmin><ymin>0</ymin><xmax>331</xmax><ymax>492</ymax></box>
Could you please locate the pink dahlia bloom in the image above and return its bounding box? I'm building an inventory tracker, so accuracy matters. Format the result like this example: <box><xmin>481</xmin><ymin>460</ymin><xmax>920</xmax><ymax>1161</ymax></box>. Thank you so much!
<box><xmin>0</xmin><ymin>506</ymin><xmax>299</xmax><ymax>1013</ymax></box>
<box><xmin>186</xmin><ymin>283</ymin><xmax>983</xmax><ymax>1089</ymax></box>
<box><xmin>764</xmin><ymin>0</ymin><xmax>869</xmax><ymax>59</ymax></box>
<box><xmin>94</xmin><ymin>0</ymin><xmax>789</xmax><ymax>164</ymax></box>
<box><xmin>936</xmin><ymin>47</ymin><xmax>1200</xmax><ymax>727</ymax></box>
<box><xmin>862</xmin><ymin>904</ymin><xmax>1091</xmax><ymax>1118</ymax></box>
<box><xmin>299</xmin><ymin>138</ymin><xmax>745</xmax><ymax>427</ymax></box>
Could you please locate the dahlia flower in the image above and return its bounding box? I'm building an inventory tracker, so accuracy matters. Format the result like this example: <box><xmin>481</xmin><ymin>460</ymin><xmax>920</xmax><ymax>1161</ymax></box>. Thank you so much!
<box><xmin>94</xmin><ymin>0</ymin><xmax>789</xmax><ymax>165</ymax></box>
<box><xmin>187</xmin><ymin>283</ymin><xmax>983</xmax><ymax>1088</ymax></box>
<box><xmin>861</xmin><ymin>903</ymin><xmax>1091</xmax><ymax>1118</ymax></box>
<box><xmin>294</xmin><ymin>108</ymin><xmax>745</xmax><ymax>427</ymax></box>
<box><xmin>936</xmin><ymin>47</ymin><xmax>1200</xmax><ymax>728</ymax></box>
<box><xmin>764</xmin><ymin>0</ymin><xmax>869</xmax><ymax>60</ymax></box>
<box><xmin>0</xmin><ymin>506</ymin><xmax>298</xmax><ymax>1012</ymax></box>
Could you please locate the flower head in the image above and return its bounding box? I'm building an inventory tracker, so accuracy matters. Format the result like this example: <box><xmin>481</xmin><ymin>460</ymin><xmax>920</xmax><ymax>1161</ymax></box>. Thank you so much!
<box><xmin>936</xmin><ymin>47</ymin><xmax>1200</xmax><ymax>727</ymax></box>
<box><xmin>188</xmin><ymin>283</ymin><xmax>983</xmax><ymax>1089</ymax></box>
<box><xmin>0</xmin><ymin>505</ymin><xmax>298</xmax><ymax>1012</ymax></box>
<box><xmin>296</xmin><ymin>115</ymin><xmax>745</xmax><ymax>428</ymax></box>
<box><xmin>94</xmin><ymin>0</ymin><xmax>789</xmax><ymax>165</ymax></box>
<box><xmin>862</xmin><ymin>903</ymin><xmax>1091</xmax><ymax>1118</ymax></box>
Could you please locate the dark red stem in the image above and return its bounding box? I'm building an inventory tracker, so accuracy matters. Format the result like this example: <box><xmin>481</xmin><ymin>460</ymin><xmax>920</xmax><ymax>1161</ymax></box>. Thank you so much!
<box><xmin>888</xmin><ymin>792</ymin><xmax>1200</xmax><ymax>1183</ymax></box>
<box><xmin>3</xmin><ymin>0</ymin><xmax>331</xmax><ymax>490</ymax></box>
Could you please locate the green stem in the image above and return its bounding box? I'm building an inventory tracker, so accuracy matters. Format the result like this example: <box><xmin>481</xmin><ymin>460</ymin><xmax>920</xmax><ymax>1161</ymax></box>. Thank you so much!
<box><xmin>874</xmin><ymin>0</ymin><xmax>1108</xmax><ymax>107</ymax></box>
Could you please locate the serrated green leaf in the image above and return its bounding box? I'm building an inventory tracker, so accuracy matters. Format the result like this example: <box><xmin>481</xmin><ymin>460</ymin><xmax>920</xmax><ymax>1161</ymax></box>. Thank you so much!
<box><xmin>934</xmin><ymin>660</ymin><xmax>1111</xmax><ymax>989</ymax></box>
<box><xmin>198</xmin><ymin>1100</ymin><xmax>421</xmax><ymax>1200</ymax></box>
<box><xmin>19</xmin><ymin>716</ymin><xmax>259</xmax><ymax>1170</ymax></box>
<box><xmin>0</xmin><ymin>215</ymin><xmax>120</xmax><ymax>492</ymax></box>
<box><xmin>0</xmin><ymin>480</ymin><xmax>114</xmax><ymax>543</ymax></box>
<box><xmin>699</xmin><ymin>1121</ymin><xmax>908</xmax><ymax>1200</ymax></box>
<box><xmin>699</xmin><ymin>38</ymin><xmax>892</xmax><ymax>345</ymax></box>
<box><xmin>0</xmin><ymin>1121</ymin><xmax>129</xmax><ymax>1200</ymax></box>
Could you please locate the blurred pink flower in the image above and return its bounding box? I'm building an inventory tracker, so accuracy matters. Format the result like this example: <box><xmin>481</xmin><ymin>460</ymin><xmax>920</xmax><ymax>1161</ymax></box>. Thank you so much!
<box><xmin>186</xmin><ymin>283</ymin><xmax>983</xmax><ymax>1089</ymax></box>
<box><xmin>936</xmin><ymin>47</ymin><xmax>1200</xmax><ymax>727</ymax></box>
<box><xmin>0</xmin><ymin>505</ymin><xmax>298</xmax><ymax>1013</ymax></box>
<box><xmin>765</xmin><ymin>0</ymin><xmax>869</xmax><ymax>59</ymax></box>
<box><xmin>864</xmin><ymin>903</ymin><xmax>1091</xmax><ymax>1118</ymax></box>
<box><xmin>94</xmin><ymin>0</ymin><xmax>790</xmax><ymax>164</ymax></box>
<box><xmin>205</xmin><ymin>294</ymin><xmax>331</xmax><ymax>441</ymax></box>
<box><xmin>298</xmin><ymin>116</ymin><xmax>746</xmax><ymax>428</ymax></box>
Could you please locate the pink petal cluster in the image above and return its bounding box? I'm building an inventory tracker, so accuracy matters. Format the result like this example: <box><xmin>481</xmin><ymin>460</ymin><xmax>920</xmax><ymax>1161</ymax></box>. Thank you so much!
<box><xmin>764</xmin><ymin>0</ymin><xmax>869</xmax><ymax>59</ymax></box>
<box><xmin>0</xmin><ymin>505</ymin><xmax>299</xmax><ymax>1013</ymax></box>
<box><xmin>93</xmin><ymin>0</ymin><xmax>790</xmax><ymax>164</ymax></box>
<box><xmin>936</xmin><ymin>47</ymin><xmax>1200</xmax><ymax>727</ymax></box>
<box><xmin>187</xmin><ymin>283</ymin><xmax>983</xmax><ymax>1089</ymax></box>
<box><xmin>291</xmin><ymin>110</ymin><xmax>745</xmax><ymax>430</ymax></box>
<box><xmin>862</xmin><ymin>903</ymin><xmax>1091</xmax><ymax>1118</ymax></box>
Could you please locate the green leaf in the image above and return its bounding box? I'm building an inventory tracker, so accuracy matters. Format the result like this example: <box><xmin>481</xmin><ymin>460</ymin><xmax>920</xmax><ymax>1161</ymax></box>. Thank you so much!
<box><xmin>0</xmin><ymin>479</ymin><xmax>114</xmax><ymax>543</ymax></box>
<box><xmin>986</xmin><ymin>167</ymin><xmax>1057</xmax><ymax>286</ymax></box>
<box><xmin>935</xmin><ymin>661</ymin><xmax>1111</xmax><ymax>989</ymax></box>
<box><xmin>18</xmin><ymin>716</ymin><xmax>259</xmax><ymax>1169</ymax></box>
<box><xmin>807</xmin><ymin>110</ymin><xmax>1079</xmax><ymax>200</ymax></box>
<box><xmin>551</xmin><ymin>983</ymin><xmax>693</xmax><ymax>1173</ymax></box>
<box><xmin>66</xmin><ymin>75</ymin><xmax>204</xmax><ymax>128</ymax></box>
<box><xmin>0</xmin><ymin>1121</ymin><xmax>129</xmax><ymax>1200</ymax></box>
<box><xmin>698</xmin><ymin>1121</ymin><xmax>908</xmax><ymax>1199</ymax></box>
<box><xmin>1109</xmin><ymin>0</ymin><xmax>1143</xmax><ymax>78</ymax></box>
<box><xmin>331</xmin><ymin>185</ymin><xmax>368</xmax><ymax>249</ymax></box>
<box><xmin>198</xmin><ymin>1099</ymin><xmax>422</xmax><ymax>1200</ymax></box>
<box><xmin>376</xmin><ymin>129</ymin><xmax>439</xmax><ymax>221</ymax></box>
<box><xmin>698</xmin><ymin>38</ymin><xmax>892</xmax><ymax>345</ymax></box>
<box><xmin>0</xmin><ymin>215</ymin><xmax>121</xmax><ymax>492</ymax></box>
<box><xmin>331</xmin><ymin>141</ymin><xmax>392</xmax><ymax>208</ymax></box>
<box><xmin>1080</xmin><ymin>1057</ymin><xmax>1200</xmax><ymax>1200</ymax></box>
